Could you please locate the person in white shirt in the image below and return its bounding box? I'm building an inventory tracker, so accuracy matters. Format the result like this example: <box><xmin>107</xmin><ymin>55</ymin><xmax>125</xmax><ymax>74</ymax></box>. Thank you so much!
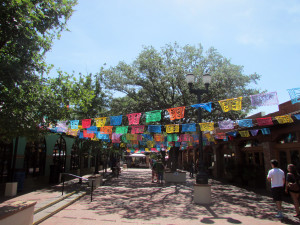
<box><xmin>267</xmin><ymin>159</ymin><xmax>285</xmax><ymax>218</ymax></box>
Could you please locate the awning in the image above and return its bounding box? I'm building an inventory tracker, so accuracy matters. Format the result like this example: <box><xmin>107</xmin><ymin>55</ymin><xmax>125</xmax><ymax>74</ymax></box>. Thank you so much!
<box><xmin>129</xmin><ymin>153</ymin><xmax>146</xmax><ymax>157</ymax></box>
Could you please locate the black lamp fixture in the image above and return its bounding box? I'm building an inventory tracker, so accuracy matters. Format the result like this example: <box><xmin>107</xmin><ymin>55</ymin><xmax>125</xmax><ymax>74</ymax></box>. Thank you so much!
<box><xmin>186</xmin><ymin>72</ymin><xmax>212</xmax><ymax>184</ymax></box>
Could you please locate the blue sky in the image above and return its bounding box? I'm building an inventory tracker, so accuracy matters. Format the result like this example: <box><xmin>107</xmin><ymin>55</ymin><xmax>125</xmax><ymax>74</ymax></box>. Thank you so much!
<box><xmin>45</xmin><ymin>0</ymin><xmax>300</xmax><ymax>115</ymax></box>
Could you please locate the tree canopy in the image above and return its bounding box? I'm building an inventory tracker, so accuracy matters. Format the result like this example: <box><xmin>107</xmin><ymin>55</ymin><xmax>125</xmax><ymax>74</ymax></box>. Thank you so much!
<box><xmin>0</xmin><ymin>0</ymin><xmax>77</xmax><ymax>86</ymax></box>
<box><xmin>102</xmin><ymin>43</ymin><xmax>261</xmax><ymax>123</ymax></box>
<box><xmin>0</xmin><ymin>0</ymin><xmax>79</xmax><ymax>142</ymax></box>
<box><xmin>0</xmin><ymin>72</ymin><xmax>107</xmax><ymax>142</ymax></box>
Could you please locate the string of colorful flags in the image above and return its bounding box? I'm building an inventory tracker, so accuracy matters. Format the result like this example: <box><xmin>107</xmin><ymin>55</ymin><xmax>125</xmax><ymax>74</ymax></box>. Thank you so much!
<box><xmin>49</xmin><ymin>88</ymin><xmax>300</xmax><ymax>153</ymax></box>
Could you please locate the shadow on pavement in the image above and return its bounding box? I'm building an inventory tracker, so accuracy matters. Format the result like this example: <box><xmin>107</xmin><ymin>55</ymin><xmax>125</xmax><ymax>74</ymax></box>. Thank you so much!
<box><xmin>78</xmin><ymin>169</ymin><xmax>300</xmax><ymax>224</ymax></box>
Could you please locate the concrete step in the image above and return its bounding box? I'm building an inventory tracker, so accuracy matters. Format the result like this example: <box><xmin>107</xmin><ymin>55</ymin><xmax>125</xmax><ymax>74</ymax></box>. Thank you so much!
<box><xmin>33</xmin><ymin>191</ymin><xmax>86</xmax><ymax>225</ymax></box>
<box><xmin>34</xmin><ymin>191</ymin><xmax>76</xmax><ymax>214</ymax></box>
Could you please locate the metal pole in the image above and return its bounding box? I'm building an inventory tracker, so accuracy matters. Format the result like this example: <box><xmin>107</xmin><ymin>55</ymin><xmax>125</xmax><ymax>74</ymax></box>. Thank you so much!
<box><xmin>195</xmin><ymin>90</ymin><xmax>208</xmax><ymax>184</ymax></box>
<box><xmin>62</xmin><ymin>174</ymin><xmax>65</xmax><ymax>196</ymax></box>
<box><xmin>91</xmin><ymin>180</ymin><xmax>94</xmax><ymax>202</ymax></box>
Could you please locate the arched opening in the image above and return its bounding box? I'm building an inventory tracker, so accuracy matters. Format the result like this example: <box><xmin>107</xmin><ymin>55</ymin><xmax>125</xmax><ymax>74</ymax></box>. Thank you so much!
<box><xmin>49</xmin><ymin>136</ymin><xmax>67</xmax><ymax>184</ymax></box>
<box><xmin>70</xmin><ymin>140</ymin><xmax>80</xmax><ymax>171</ymax></box>
<box><xmin>24</xmin><ymin>138</ymin><xmax>46</xmax><ymax>177</ymax></box>
<box><xmin>52</xmin><ymin>136</ymin><xmax>67</xmax><ymax>172</ymax></box>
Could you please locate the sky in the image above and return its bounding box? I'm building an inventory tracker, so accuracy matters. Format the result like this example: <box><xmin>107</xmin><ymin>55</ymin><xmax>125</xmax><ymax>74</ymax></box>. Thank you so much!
<box><xmin>45</xmin><ymin>0</ymin><xmax>300</xmax><ymax>116</ymax></box>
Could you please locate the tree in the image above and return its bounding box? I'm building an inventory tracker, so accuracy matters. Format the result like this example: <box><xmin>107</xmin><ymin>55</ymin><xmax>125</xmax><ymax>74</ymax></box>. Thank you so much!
<box><xmin>0</xmin><ymin>71</ymin><xmax>101</xmax><ymax>142</ymax></box>
<box><xmin>0</xmin><ymin>0</ymin><xmax>78</xmax><ymax>142</ymax></box>
<box><xmin>0</xmin><ymin>0</ymin><xmax>78</xmax><ymax>86</ymax></box>
<box><xmin>102</xmin><ymin>43</ymin><xmax>261</xmax><ymax>123</ymax></box>
<box><xmin>71</xmin><ymin>73</ymin><xmax>109</xmax><ymax>119</ymax></box>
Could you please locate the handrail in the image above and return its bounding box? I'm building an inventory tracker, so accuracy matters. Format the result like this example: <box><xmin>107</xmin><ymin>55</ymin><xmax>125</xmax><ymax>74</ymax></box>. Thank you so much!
<box><xmin>61</xmin><ymin>173</ymin><xmax>95</xmax><ymax>202</ymax></box>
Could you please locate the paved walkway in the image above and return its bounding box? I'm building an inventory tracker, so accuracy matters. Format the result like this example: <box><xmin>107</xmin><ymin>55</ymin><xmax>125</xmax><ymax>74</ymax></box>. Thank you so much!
<box><xmin>35</xmin><ymin>169</ymin><xmax>299</xmax><ymax>225</ymax></box>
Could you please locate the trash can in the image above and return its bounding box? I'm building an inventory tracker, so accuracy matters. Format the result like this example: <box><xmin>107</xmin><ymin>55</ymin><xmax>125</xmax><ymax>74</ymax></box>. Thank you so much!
<box><xmin>13</xmin><ymin>171</ymin><xmax>26</xmax><ymax>192</ymax></box>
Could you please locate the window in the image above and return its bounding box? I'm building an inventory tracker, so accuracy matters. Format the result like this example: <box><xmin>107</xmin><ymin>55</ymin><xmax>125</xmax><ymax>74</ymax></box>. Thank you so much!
<box><xmin>24</xmin><ymin>139</ymin><xmax>46</xmax><ymax>176</ymax></box>
<box><xmin>291</xmin><ymin>150</ymin><xmax>300</xmax><ymax>167</ymax></box>
<box><xmin>278</xmin><ymin>133</ymin><xmax>297</xmax><ymax>144</ymax></box>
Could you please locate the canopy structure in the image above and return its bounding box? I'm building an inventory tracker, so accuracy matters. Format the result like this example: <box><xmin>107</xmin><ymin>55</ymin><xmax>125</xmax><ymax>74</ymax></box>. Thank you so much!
<box><xmin>129</xmin><ymin>153</ymin><xmax>146</xmax><ymax>157</ymax></box>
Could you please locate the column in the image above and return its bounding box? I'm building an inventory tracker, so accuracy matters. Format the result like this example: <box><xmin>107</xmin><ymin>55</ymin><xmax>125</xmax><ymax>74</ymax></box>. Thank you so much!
<box><xmin>13</xmin><ymin>137</ymin><xmax>27</xmax><ymax>169</ymax></box>
<box><xmin>44</xmin><ymin>134</ymin><xmax>60</xmax><ymax>176</ymax></box>
<box><xmin>64</xmin><ymin>136</ymin><xmax>75</xmax><ymax>172</ymax></box>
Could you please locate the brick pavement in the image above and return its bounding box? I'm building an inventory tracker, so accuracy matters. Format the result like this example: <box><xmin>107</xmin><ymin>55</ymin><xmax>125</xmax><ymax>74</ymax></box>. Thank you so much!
<box><xmin>34</xmin><ymin>168</ymin><xmax>300</xmax><ymax>225</ymax></box>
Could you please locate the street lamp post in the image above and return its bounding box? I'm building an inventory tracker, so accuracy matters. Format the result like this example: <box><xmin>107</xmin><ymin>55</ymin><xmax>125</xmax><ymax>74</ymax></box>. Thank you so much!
<box><xmin>186</xmin><ymin>73</ymin><xmax>212</xmax><ymax>184</ymax></box>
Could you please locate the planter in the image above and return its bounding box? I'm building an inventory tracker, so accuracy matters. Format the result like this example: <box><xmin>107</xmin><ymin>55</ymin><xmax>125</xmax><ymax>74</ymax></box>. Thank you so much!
<box><xmin>5</xmin><ymin>182</ymin><xmax>18</xmax><ymax>197</ymax></box>
<box><xmin>88</xmin><ymin>174</ymin><xmax>102</xmax><ymax>189</ymax></box>
<box><xmin>164</xmin><ymin>171</ymin><xmax>186</xmax><ymax>183</ymax></box>
<box><xmin>193</xmin><ymin>184</ymin><xmax>212</xmax><ymax>204</ymax></box>
<box><xmin>0</xmin><ymin>201</ymin><xmax>36</xmax><ymax>225</ymax></box>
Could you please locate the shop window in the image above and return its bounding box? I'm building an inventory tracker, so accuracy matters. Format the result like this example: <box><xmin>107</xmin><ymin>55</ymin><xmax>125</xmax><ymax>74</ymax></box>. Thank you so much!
<box><xmin>291</xmin><ymin>150</ymin><xmax>300</xmax><ymax>169</ymax></box>
<box><xmin>278</xmin><ymin>133</ymin><xmax>297</xmax><ymax>144</ymax></box>
<box><xmin>243</xmin><ymin>140</ymin><xmax>260</xmax><ymax>148</ymax></box>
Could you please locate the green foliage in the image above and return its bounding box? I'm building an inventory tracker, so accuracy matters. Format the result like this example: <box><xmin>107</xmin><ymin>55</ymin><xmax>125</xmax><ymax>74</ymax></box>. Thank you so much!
<box><xmin>0</xmin><ymin>0</ymin><xmax>78</xmax><ymax>86</ymax></box>
<box><xmin>72</xmin><ymin>73</ymin><xmax>109</xmax><ymax>119</ymax></box>
<box><xmin>0</xmin><ymin>0</ymin><xmax>80</xmax><ymax>142</ymax></box>
<box><xmin>0</xmin><ymin>70</ymin><xmax>109</xmax><ymax>142</ymax></box>
<box><xmin>102</xmin><ymin>43</ymin><xmax>261</xmax><ymax>123</ymax></box>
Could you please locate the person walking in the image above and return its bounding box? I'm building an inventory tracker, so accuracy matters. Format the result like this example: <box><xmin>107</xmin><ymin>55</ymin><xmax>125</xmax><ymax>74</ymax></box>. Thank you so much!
<box><xmin>153</xmin><ymin>159</ymin><xmax>165</xmax><ymax>184</ymax></box>
<box><xmin>189</xmin><ymin>161</ymin><xmax>195</xmax><ymax>178</ymax></box>
<box><xmin>151</xmin><ymin>159</ymin><xmax>157</xmax><ymax>183</ymax></box>
<box><xmin>267</xmin><ymin>159</ymin><xmax>285</xmax><ymax>218</ymax></box>
<box><xmin>285</xmin><ymin>164</ymin><xmax>300</xmax><ymax>217</ymax></box>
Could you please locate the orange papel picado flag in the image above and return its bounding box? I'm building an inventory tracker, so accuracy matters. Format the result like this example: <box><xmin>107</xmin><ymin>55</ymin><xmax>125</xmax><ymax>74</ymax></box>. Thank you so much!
<box><xmin>218</xmin><ymin>97</ymin><xmax>243</xmax><ymax>112</ymax></box>
<box><xmin>167</xmin><ymin>106</ymin><xmax>185</xmax><ymax>120</ymax></box>
<box><xmin>100</xmin><ymin>126</ymin><xmax>113</xmax><ymax>134</ymax></box>
<box><xmin>154</xmin><ymin>134</ymin><xmax>164</xmax><ymax>142</ymax></box>
<box><xmin>205</xmin><ymin>133</ymin><xmax>215</xmax><ymax>142</ymax></box>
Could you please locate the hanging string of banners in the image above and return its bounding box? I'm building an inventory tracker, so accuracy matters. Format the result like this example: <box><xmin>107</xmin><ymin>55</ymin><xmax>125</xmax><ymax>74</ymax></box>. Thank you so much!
<box><xmin>48</xmin><ymin>88</ymin><xmax>300</xmax><ymax>153</ymax></box>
